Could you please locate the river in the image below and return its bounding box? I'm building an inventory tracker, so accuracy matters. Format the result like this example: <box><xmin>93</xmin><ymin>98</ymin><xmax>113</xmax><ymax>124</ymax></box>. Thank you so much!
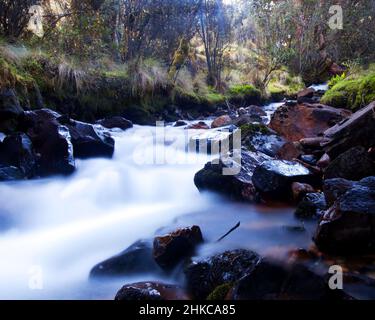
<box><xmin>0</xmin><ymin>100</ymin><xmax>322</xmax><ymax>300</ymax></box>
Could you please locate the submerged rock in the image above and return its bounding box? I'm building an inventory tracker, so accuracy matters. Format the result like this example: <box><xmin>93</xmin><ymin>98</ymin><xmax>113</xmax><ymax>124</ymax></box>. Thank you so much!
<box><xmin>324</xmin><ymin>146</ymin><xmax>375</xmax><ymax>181</ymax></box>
<box><xmin>90</xmin><ymin>239</ymin><xmax>161</xmax><ymax>278</ymax></box>
<box><xmin>96</xmin><ymin>116</ymin><xmax>133</xmax><ymax>130</ymax></box>
<box><xmin>153</xmin><ymin>226</ymin><xmax>203</xmax><ymax>270</ymax></box>
<box><xmin>252</xmin><ymin>160</ymin><xmax>314</xmax><ymax>199</ymax></box>
<box><xmin>194</xmin><ymin>150</ymin><xmax>270</xmax><ymax>202</ymax></box>
<box><xmin>270</xmin><ymin>103</ymin><xmax>351</xmax><ymax>142</ymax></box>
<box><xmin>184</xmin><ymin>249</ymin><xmax>260</xmax><ymax>300</ymax></box>
<box><xmin>314</xmin><ymin>177</ymin><xmax>375</xmax><ymax>254</ymax></box>
<box><xmin>115</xmin><ymin>282</ymin><xmax>190</xmax><ymax>301</ymax></box>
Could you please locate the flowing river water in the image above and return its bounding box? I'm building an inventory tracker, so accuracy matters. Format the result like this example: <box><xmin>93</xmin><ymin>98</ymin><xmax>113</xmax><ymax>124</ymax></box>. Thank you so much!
<box><xmin>0</xmin><ymin>91</ymin><xmax>342</xmax><ymax>300</ymax></box>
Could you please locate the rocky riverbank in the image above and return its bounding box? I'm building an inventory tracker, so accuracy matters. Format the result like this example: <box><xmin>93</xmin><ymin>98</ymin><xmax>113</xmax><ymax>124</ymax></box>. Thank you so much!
<box><xmin>2</xmin><ymin>83</ymin><xmax>375</xmax><ymax>300</ymax></box>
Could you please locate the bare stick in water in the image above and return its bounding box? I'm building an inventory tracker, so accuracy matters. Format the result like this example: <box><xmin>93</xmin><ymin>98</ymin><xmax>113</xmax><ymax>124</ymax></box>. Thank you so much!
<box><xmin>216</xmin><ymin>222</ymin><xmax>241</xmax><ymax>242</ymax></box>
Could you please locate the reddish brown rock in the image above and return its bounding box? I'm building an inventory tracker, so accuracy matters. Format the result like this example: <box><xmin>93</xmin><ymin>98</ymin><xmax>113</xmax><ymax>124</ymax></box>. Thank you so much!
<box><xmin>270</xmin><ymin>103</ymin><xmax>351</xmax><ymax>142</ymax></box>
<box><xmin>115</xmin><ymin>282</ymin><xmax>190</xmax><ymax>300</ymax></box>
<box><xmin>276</xmin><ymin>142</ymin><xmax>303</xmax><ymax>161</ymax></box>
<box><xmin>291</xmin><ymin>182</ymin><xmax>315</xmax><ymax>201</ymax></box>
<box><xmin>153</xmin><ymin>226</ymin><xmax>203</xmax><ymax>270</ymax></box>
<box><xmin>297</xmin><ymin>88</ymin><xmax>315</xmax><ymax>99</ymax></box>
<box><xmin>186</xmin><ymin>121</ymin><xmax>210</xmax><ymax>130</ymax></box>
<box><xmin>211</xmin><ymin>115</ymin><xmax>232</xmax><ymax>129</ymax></box>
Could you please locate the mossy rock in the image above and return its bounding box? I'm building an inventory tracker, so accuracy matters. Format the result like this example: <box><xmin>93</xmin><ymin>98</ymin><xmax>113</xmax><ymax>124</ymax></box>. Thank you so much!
<box><xmin>321</xmin><ymin>73</ymin><xmax>375</xmax><ymax>110</ymax></box>
<box><xmin>228</xmin><ymin>84</ymin><xmax>262</xmax><ymax>106</ymax></box>
<box><xmin>240</xmin><ymin>123</ymin><xmax>271</xmax><ymax>140</ymax></box>
<box><xmin>207</xmin><ymin>283</ymin><xmax>234</xmax><ymax>301</ymax></box>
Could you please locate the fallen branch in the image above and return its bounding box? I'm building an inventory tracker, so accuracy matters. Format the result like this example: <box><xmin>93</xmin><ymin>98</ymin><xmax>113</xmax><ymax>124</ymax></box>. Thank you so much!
<box><xmin>216</xmin><ymin>221</ymin><xmax>241</xmax><ymax>242</ymax></box>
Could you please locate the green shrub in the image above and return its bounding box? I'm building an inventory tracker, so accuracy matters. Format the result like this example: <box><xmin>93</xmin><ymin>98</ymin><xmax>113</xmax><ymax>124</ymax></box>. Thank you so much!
<box><xmin>321</xmin><ymin>73</ymin><xmax>375</xmax><ymax>110</ymax></box>
<box><xmin>228</xmin><ymin>84</ymin><xmax>261</xmax><ymax>99</ymax></box>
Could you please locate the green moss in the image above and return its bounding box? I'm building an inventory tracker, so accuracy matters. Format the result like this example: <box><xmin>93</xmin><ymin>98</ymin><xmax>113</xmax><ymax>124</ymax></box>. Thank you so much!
<box><xmin>228</xmin><ymin>84</ymin><xmax>261</xmax><ymax>100</ymax></box>
<box><xmin>207</xmin><ymin>283</ymin><xmax>233</xmax><ymax>301</ymax></box>
<box><xmin>240</xmin><ymin>123</ymin><xmax>270</xmax><ymax>139</ymax></box>
<box><xmin>321</xmin><ymin>73</ymin><xmax>375</xmax><ymax>110</ymax></box>
<box><xmin>267</xmin><ymin>72</ymin><xmax>305</xmax><ymax>99</ymax></box>
<box><xmin>202</xmin><ymin>92</ymin><xmax>226</xmax><ymax>105</ymax></box>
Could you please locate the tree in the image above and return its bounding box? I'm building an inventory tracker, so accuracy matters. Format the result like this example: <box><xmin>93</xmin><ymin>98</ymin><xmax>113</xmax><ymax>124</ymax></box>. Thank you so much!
<box><xmin>198</xmin><ymin>0</ymin><xmax>232</xmax><ymax>88</ymax></box>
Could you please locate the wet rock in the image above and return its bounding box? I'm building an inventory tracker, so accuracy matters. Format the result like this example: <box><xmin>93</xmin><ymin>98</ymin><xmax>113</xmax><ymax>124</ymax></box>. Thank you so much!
<box><xmin>0</xmin><ymin>88</ymin><xmax>23</xmax><ymax>119</ymax></box>
<box><xmin>252</xmin><ymin>160</ymin><xmax>314</xmax><ymax>199</ymax></box>
<box><xmin>186</xmin><ymin>121</ymin><xmax>210</xmax><ymax>130</ymax></box>
<box><xmin>0</xmin><ymin>166</ymin><xmax>24</xmax><ymax>181</ymax></box>
<box><xmin>297</xmin><ymin>88</ymin><xmax>315</xmax><ymax>104</ymax></box>
<box><xmin>184</xmin><ymin>249</ymin><xmax>260</xmax><ymax>300</ymax></box>
<box><xmin>115</xmin><ymin>282</ymin><xmax>190</xmax><ymax>301</ymax></box>
<box><xmin>276</xmin><ymin>142</ymin><xmax>302</xmax><ymax>161</ymax></box>
<box><xmin>21</xmin><ymin>109</ymin><xmax>75</xmax><ymax>176</ymax></box>
<box><xmin>248</xmin><ymin>132</ymin><xmax>285</xmax><ymax>158</ymax></box>
<box><xmin>300</xmin><ymin>137</ymin><xmax>331</xmax><ymax>148</ymax></box>
<box><xmin>153</xmin><ymin>226</ymin><xmax>203</xmax><ymax>270</ymax></box>
<box><xmin>323</xmin><ymin>178</ymin><xmax>355</xmax><ymax>206</ymax></box>
<box><xmin>96</xmin><ymin>116</ymin><xmax>133</xmax><ymax>130</ymax></box>
<box><xmin>291</xmin><ymin>182</ymin><xmax>315</xmax><ymax>201</ymax></box>
<box><xmin>270</xmin><ymin>103</ymin><xmax>351</xmax><ymax>142</ymax></box>
<box><xmin>62</xmin><ymin>118</ymin><xmax>115</xmax><ymax>159</ymax></box>
<box><xmin>300</xmin><ymin>155</ymin><xmax>317</xmax><ymax>166</ymax></box>
<box><xmin>0</xmin><ymin>133</ymin><xmax>36</xmax><ymax>177</ymax></box>
<box><xmin>173</xmin><ymin>120</ymin><xmax>188</xmax><ymax>127</ymax></box>
<box><xmin>194</xmin><ymin>150</ymin><xmax>270</xmax><ymax>202</ymax></box>
<box><xmin>323</xmin><ymin>102</ymin><xmax>375</xmax><ymax>159</ymax></box>
<box><xmin>314</xmin><ymin>177</ymin><xmax>375</xmax><ymax>254</ymax></box>
<box><xmin>247</xmin><ymin>105</ymin><xmax>267</xmax><ymax>117</ymax></box>
<box><xmin>230</xmin><ymin>259</ymin><xmax>351</xmax><ymax>300</ymax></box>
<box><xmin>317</xmin><ymin>153</ymin><xmax>331</xmax><ymax>169</ymax></box>
<box><xmin>90</xmin><ymin>239</ymin><xmax>161</xmax><ymax>278</ymax></box>
<box><xmin>324</xmin><ymin>146</ymin><xmax>375</xmax><ymax>181</ymax></box>
<box><xmin>295</xmin><ymin>192</ymin><xmax>327</xmax><ymax>219</ymax></box>
<box><xmin>190</xmin><ymin>128</ymin><xmax>233</xmax><ymax>155</ymax></box>
<box><xmin>211</xmin><ymin>115</ymin><xmax>232</xmax><ymax>129</ymax></box>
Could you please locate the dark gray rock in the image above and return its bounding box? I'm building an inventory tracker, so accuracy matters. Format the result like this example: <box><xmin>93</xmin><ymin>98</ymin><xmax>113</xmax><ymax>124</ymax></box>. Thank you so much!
<box><xmin>252</xmin><ymin>160</ymin><xmax>314</xmax><ymax>199</ymax></box>
<box><xmin>96</xmin><ymin>116</ymin><xmax>133</xmax><ymax>130</ymax></box>
<box><xmin>295</xmin><ymin>193</ymin><xmax>327</xmax><ymax>219</ymax></box>
<box><xmin>314</xmin><ymin>177</ymin><xmax>375</xmax><ymax>254</ymax></box>
<box><xmin>324</xmin><ymin>146</ymin><xmax>375</xmax><ymax>181</ymax></box>
<box><xmin>90</xmin><ymin>239</ymin><xmax>161</xmax><ymax>278</ymax></box>
<box><xmin>194</xmin><ymin>150</ymin><xmax>270</xmax><ymax>202</ymax></box>
<box><xmin>185</xmin><ymin>249</ymin><xmax>260</xmax><ymax>300</ymax></box>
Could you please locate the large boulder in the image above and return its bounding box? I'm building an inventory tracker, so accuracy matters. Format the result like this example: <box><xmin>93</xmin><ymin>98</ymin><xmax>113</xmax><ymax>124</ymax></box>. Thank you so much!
<box><xmin>297</xmin><ymin>88</ymin><xmax>316</xmax><ymax>104</ymax></box>
<box><xmin>211</xmin><ymin>115</ymin><xmax>232</xmax><ymax>129</ymax></box>
<box><xmin>270</xmin><ymin>103</ymin><xmax>351</xmax><ymax>142</ymax></box>
<box><xmin>314</xmin><ymin>177</ymin><xmax>375</xmax><ymax>254</ymax></box>
<box><xmin>252</xmin><ymin>160</ymin><xmax>314</xmax><ymax>199</ymax></box>
<box><xmin>0</xmin><ymin>89</ymin><xmax>23</xmax><ymax>133</ymax></box>
<box><xmin>324</xmin><ymin>146</ymin><xmax>375</xmax><ymax>181</ymax></box>
<box><xmin>61</xmin><ymin>118</ymin><xmax>115</xmax><ymax>159</ymax></box>
<box><xmin>115</xmin><ymin>282</ymin><xmax>190</xmax><ymax>301</ymax></box>
<box><xmin>323</xmin><ymin>178</ymin><xmax>355</xmax><ymax>207</ymax></box>
<box><xmin>153</xmin><ymin>226</ymin><xmax>203</xmax><ymax>270</ymax></box>
<box><xmin>0</xmin><ymin>133</ymin><xmax>36</xmax><ymax>178</ymax></box>
<box><xmin>0</xmin><ymin>88</ymin><xmax>23</xmax><ymax>119</ymax></box>
<box><xmin>230</xmin><ymin>259</ymin><xmax>350</xmax><ymax>300</ymax></box>
<box><xmin>323</xmin><ymin>102</ymin><xmax>375</xmax><ymax>159</ymax></box>
<box><xmin>96</xmin><ymin>116</ymin><xmax>133</xmax><ymax>130</ymax></box>
<box><xmin>184</xmin><ymin>249</ymin><xmax>260</xmax><ymax>300</ymax></box>
<box><xmin>21</xmin><ymin>109</ymin><xmax>75</xmax><ymax>176</ymax></box>
<box><xmin>194</xmin><ymin>150</ymin><xmax>270</xmax><ymax>202</ymax></box>
<box><xmin>90</xmin><ymin>239</ymin><xmax>161</xmax><ymax>278</ymax></box>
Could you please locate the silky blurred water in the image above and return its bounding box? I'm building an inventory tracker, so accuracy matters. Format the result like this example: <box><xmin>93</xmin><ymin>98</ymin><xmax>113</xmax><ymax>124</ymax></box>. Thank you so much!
<box><xmin>0</xmin><ymin>105</ymin><xmax>316</xmax><ymax>300</ymax></box>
